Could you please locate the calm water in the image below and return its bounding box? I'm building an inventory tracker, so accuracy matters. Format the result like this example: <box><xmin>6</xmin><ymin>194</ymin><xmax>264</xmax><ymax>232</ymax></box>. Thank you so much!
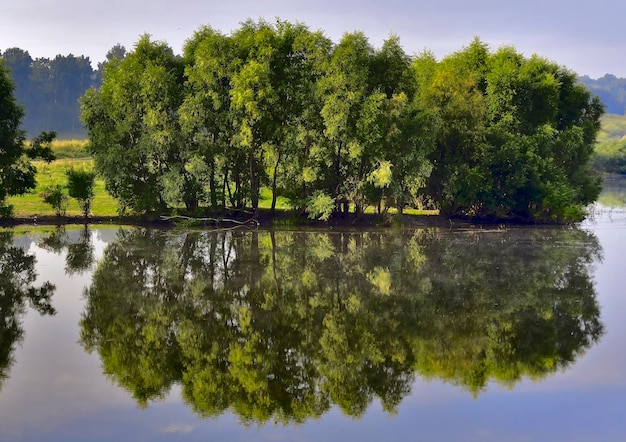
<box><xmin>1</xmin><ymin>192</ymin><xmax>626</xmax><ymax>441</ymax></box>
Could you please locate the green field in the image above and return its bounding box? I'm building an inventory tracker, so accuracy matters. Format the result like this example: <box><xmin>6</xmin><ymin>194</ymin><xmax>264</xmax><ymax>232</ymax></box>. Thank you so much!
<box><xmin>597</xmin><ymin>114</ymin><xmax>626</xmax><ymax>143</ymax></box>
<box><xmin>7</xmin><ymin>158</ymin><xmax>119</xmax><ymax>217</ymax></box>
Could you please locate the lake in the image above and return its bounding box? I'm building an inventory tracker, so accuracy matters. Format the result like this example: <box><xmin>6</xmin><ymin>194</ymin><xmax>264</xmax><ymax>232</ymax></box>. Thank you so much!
<box><xmin>1</xmin><ymin>185</ymin><xmax>626</xmax><ymax>441</ymax></box>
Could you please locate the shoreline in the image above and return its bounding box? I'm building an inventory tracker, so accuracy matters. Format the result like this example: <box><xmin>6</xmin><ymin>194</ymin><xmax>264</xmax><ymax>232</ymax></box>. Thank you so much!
<box><xmin>0</xmin><ymin>210</ymin><xmax>563</xmax><ymax>230</ymax></box>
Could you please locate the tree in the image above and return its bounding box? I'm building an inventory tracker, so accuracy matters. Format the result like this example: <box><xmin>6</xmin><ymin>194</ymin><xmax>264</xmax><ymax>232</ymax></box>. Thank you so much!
<box><xmin>40</xmin><ymin>184</ymin><xmax>69</xmax><ymax>216</ymax></box>
<box><xmin>415</xmin><ymin>39</ymin><xmax>603</xmax><ymax>222</ymax></box>
<box><xmin>0</xmin><ymin>59</ymin><xmax>55</xmax><ymax>217</ymax></box>
<box><xmin>79</xmin><ymin>26</ymin><xmax>601</xmax><ymax>223</ymax></box>
<box><xmin>81</xmin><ymin>35</ymin><xmax>186</xmax><ymax>213</ymax></box>
<box><xmin>181</xmin><ymin>27</ymin><xmax>240</xmax><ymax>210</ymax></box>
<box><xmin>317</xmin><ymin>31</ymin><xmax>374</xmax><ymax>214</ymax></box>
<box><xmin>66</xmin><ymin>168</ymin><xmax>96</xmax><ymax>217</ymax></box>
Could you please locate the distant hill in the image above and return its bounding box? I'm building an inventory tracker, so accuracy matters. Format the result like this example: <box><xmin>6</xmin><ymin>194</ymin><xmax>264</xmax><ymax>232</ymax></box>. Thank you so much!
<box><xmin>579</xmin><ymin>74</ymin><xmax>626</xmax><ymax>115</ymax></box>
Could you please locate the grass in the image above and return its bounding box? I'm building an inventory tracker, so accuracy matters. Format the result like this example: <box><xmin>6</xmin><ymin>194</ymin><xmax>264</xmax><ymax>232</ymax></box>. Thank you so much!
<box><xmin>258</xmin><ymin>187</ymin><xmax>292</xmax><ymax>211</ymax></box>
<box><xmin>597</xmin><ymin>114</ymin><xmax>626</xmax><ymax>143</ymax></box>
<box><xmin>7</xmin><ymin>158</ymin><xmax>119</xmax><ymax>217</ymax></box>
<box><xmin>49</xmin><ymin>139</ymin><xmax>91</xmax><ymax>159</ymax></box>
<box><xmin>26</xmin><ymin>138</ymin><xmax>91</xmax><ymax>159</ymax></box>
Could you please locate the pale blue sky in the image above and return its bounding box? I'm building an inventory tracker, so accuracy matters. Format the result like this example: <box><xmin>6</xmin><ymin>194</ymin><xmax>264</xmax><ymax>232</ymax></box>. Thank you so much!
<box><xmin>0</xmin><ymin>0</ymin><xmax>623</xmax><ymax>78</ymax></box>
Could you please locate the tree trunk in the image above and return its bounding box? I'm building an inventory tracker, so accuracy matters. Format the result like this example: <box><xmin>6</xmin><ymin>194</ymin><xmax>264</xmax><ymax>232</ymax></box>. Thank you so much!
<box><xmin>209</xmin><ymin>158</ymin><xmax>218</xmax><ymax>209</ymax></box>
<box><xmin>270</xmin><ymin>151</ymin><xmax>281</xmax><ymax>216</ymax></box>
<box><xmin>249</xmin><ymin>147</ymin><xmax>259</xmax><ymax>215</ymax></box>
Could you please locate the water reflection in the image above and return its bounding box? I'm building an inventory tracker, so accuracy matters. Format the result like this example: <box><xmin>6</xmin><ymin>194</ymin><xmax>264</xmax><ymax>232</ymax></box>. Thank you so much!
<box><xmin>39</xmin><ymin>225</ymin><xmax>96</xmax><ymax>275</ymax></box>
<box><xmin>0</xmin><ymin>231</ymin><xmax>56</xmax><ymax>391</ymax></box>
<box><xmin>77</xmin><ymin>227</ymin><xmax>604</xmax><ymax>424</ymax></box>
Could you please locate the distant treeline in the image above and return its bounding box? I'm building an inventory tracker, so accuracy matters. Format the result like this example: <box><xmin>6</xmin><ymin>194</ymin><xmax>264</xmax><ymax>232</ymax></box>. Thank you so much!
<box><xmin>579</xmin><ymin>74</ymin><xmax>626</xmax><ymax>115</ymax></box>
<box><xmin>0</xmin><ymin>45</ymin><xmax>126</xmax><ymax>138</ymax></box>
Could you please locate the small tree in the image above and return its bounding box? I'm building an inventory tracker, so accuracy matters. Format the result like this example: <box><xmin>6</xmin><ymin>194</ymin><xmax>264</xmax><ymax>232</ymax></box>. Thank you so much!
<box><xmin>66</xmin><ymin>169</ymin><xmax>95</xmax><ymax>218</ymax></box>
<box><xmin>40</xmin><ymin>185</ymin><xmax>69</xmax><ymax>216</ymax></box>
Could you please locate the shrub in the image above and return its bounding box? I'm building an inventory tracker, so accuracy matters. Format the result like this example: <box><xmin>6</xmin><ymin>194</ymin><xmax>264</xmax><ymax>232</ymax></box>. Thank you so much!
<box><xmin>66</xmin><ymin>169</ymin><xmax>96</xmax><ymax>218</ymax></box>
<box><xmin>40</xmin><ymin>185</ymin><xmax>69</xmax><ymax>216</ymax></box>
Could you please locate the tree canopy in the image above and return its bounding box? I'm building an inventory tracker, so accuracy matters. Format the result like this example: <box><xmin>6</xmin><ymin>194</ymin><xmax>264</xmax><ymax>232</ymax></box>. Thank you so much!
<box><xmin>79</xmin><ymin>21</ymin><xmax>603</xmax><ymax>223</ymax></box>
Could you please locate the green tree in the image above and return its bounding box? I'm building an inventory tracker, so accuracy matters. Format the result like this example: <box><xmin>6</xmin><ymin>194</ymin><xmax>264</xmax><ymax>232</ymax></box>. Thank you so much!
<box><xmin>415</xmin><ymin>40</ymin><xmax>489</xmax><ymax>216</ymax></box>
<box><xmin>181</xmin><ymin>26</ymin><xmax>242</xmax><ymax>210</ymax></box>
<box><xmin>228</xmin><ymin>20</ymin><xmax>280</xmax><ymax>215</ymax></box>
<box><xmin>0</xmin><ymin>59</ymin><xmax>55</xmax><ymax>217</ymax></box>
<box><xmin>416</xmin><ymin>39</ymin><xmax>603</xmax><ymax>222</ymax></box>
<box><xmin>81</xmin><ymin>35</ymin><xmax>186</xmax><ymax>213</ymax></box>
<box><xmin>40</xmin><ymin>184</ymin><xmax>69</xmax><ymax>216</ymax></box>
<box><xmin>317</xmin><ymin>31</ymin><xmax>374</xmax><ymax>214</ymax></box>
<box><xmin>66</xmin><ymin>168</ymin><xmax>95</xmax><ymax>217</ymax></box>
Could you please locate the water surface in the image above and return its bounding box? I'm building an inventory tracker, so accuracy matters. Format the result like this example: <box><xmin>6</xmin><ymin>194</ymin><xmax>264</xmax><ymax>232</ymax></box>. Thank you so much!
<box><xmin>1</xmin><ymin>198</ymin><xmax>625</xmax><ymax>441</ymax></box>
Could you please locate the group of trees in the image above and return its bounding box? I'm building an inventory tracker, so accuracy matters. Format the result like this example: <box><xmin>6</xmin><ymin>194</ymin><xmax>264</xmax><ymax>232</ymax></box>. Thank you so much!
<box><xmin>1</xmin><ymin>48</ymin><xmax>94</xmax><ymax>138</ymax></box>
<box><xmin>78</xmin><ymin>227</ymin><xmax>602</xmax><ymax>422</ymax></box>
<box><xmin>579</xmin><ymin>74</ymin><xmax>626</xmax><ymax>115</ymax></box>
<box><xmin>0</xmin><ymin>45</ymin><xmax>126</xmax><ymax>138</ymax></box>
<box><xmin>81</xmin><ymin>19</ymin><xmax>604</xmax><ymax>223</ymax></box>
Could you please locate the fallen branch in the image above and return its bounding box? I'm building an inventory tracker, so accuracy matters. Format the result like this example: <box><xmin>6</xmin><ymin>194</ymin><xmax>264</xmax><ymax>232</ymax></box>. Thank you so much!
<box><xmin>160</xmin><ymin>215</ymin><xmax>259</xmax><ymax>228</ymax></box>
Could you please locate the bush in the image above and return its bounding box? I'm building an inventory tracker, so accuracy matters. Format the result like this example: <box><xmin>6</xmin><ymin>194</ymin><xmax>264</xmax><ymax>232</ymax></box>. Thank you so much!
<box><xmin>66</xmin><ymin>169</ymin><xmax>96</xmax><ymax>217</ymax></box>
<box><xmin>40</xmin><ymin>185</ymin><xmax>69</xmax><ymax>216</ymax></box>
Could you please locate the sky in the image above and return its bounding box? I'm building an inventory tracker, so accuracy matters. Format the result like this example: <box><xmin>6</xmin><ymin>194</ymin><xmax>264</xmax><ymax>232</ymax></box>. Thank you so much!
<box><xmin>0</xmin><ymin>0</ymin><xmax>624</xmax><ymax>78</ymax></box>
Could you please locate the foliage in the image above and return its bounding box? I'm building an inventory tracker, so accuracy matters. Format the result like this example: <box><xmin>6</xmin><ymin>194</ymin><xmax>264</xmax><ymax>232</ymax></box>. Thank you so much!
<box><xmin>306</xmin><ymin>190</ymin><xmax>335</xmax><ymax>220</ymax></box>
<box><xmin>78</xmin><ymin>23</ymin><xmax>602</xmax><ymax>223</ymax></box>
<box><xmin>0</xmin><ymin>59</ymin><xmax>56</xmax><ymax>217</ymax></box>
<box><xmin>40</xmin><ymin>184</ymin><xmax>69</xmax><ymax>216</ymax></box>
<box><xmin>66</xmin><ymin>168</ymin><xmax>96</xmax><ymax>217</ymax></box>
<box><xmin>415</xmin><ymin>41</ymin><xmax>603</xmax><ymax>222</ymax></box>
<box><xmin>79</xmin><ymin>227</ymin><xmax>602</xmax><ymax>420</ymax></box>
<box><xmin>81</xmin><ymin>35</ymin><xmax>185</xmax><ymax>213</ymax></box>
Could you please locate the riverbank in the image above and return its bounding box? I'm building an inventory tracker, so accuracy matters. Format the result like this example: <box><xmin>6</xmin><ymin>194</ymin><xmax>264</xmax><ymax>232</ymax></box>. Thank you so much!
<box><xmin>0</xmin><ymin>209</ymin><xmax>465</xmax><ymax>230</ymax></box>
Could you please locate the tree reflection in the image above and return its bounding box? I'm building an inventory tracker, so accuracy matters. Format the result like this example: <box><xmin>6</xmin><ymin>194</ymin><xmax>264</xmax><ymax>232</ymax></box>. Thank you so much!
<box><xmin>80</xmin><ymin>226</ymin><xmax>603</xmax><ymax>422</ymax></box>
<box><xmin>0</xmin><ymin>231</ymin><xmax>56</xmax><ymax>391</ymax></box>
<box><xmin>39</xmin><ymin>225</ymin><xmax>95</xmax><ymax>275</ymax></box>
